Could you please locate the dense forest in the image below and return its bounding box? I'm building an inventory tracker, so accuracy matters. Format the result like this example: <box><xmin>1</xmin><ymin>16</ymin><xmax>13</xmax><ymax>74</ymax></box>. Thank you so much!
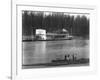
<box><xmin>22</xmin><ymin>11</ymin><xmax>89</xmax><ymax>38</ymax></box>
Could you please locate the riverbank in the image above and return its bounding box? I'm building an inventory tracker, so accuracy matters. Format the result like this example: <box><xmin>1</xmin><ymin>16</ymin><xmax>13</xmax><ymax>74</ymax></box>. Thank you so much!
<box><xmin>22</xmin><ymin>58</ymin><xmax>89</xmax><ymax>69</ymax></box>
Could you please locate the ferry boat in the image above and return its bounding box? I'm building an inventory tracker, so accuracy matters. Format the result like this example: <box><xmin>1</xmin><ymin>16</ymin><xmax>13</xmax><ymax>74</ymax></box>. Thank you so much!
<box><xmin>23</xmin><ymin>28</ymin><xmax>73</xmax><ymax>41</ymax></box>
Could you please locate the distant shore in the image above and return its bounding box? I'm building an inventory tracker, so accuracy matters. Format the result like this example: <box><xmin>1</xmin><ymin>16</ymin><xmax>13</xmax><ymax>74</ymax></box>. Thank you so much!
<box><xmin>22</xmin><ymin>38</ymin><xmax>89</xmax><ymax>42</ymax></box>
<box><xmin>22</xmin><ymin>38</ymin><xmax>73</xmax><ymax>42</ymax></box>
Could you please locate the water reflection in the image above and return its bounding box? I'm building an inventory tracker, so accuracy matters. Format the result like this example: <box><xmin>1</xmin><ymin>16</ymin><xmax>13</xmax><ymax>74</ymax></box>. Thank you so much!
<box><xmin>33</xmin><ymin>42</ymin><xmax>47</xmax><ymax>64</ymax></box>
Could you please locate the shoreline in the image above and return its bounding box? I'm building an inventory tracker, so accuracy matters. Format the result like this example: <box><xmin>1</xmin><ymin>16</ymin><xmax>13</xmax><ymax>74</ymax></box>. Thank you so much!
<box><xmin>22</xmin><ymin>62</ymin><xmax>89</xmax><ymax>69</ymax></box>
<box><xmin>22</xmin><ymin>38</ymin><xmax>72</xmax><ymax>42</ymax></box>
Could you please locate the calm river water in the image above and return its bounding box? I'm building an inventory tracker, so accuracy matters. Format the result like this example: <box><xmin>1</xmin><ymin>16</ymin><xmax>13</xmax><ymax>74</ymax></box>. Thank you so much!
<box><xmin>22</xmin><ymin>39</ymin><xmax>89</xmax><ymax>65</ymax></box>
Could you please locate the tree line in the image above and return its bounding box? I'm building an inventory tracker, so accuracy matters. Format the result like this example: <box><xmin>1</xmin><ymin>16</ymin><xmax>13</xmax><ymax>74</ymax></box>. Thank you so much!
<box><xmin>22</xmin><ymin>11</ymin><xmax>89</xmax><ymax>38</ymax></box>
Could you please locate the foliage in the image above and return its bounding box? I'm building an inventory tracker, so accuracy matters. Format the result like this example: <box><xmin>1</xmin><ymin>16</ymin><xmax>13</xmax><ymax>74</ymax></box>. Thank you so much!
<box><xmin>22</xmin><ymin>11</ymin><xmax>89</xmax><ymax>38</ymax></box>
